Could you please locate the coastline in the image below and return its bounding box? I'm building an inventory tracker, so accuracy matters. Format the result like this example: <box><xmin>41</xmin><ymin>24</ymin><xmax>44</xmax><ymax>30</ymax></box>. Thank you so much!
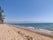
<box><xmin>0</xmin><ymin>24</ymin><xmax>53</xmax><ymax>40</ymax></box>
<box><xmin>8</xmin><ymin>24</ymin><xmax>53</xmax><ymax>38</ymax></box>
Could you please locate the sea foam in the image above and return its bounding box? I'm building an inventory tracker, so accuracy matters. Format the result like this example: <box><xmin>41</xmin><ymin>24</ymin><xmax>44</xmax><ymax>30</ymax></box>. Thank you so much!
<box><xmin>26</xmin><ymin>26</ymin><xmax>53</xmax><ymax>36</ymax></box>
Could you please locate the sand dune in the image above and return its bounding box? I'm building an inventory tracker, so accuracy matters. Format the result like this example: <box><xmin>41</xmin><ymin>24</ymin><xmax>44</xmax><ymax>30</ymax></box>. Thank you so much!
<box><xmin>0</xmin><ymin>24</ymin><xmax>53</xmax><ymax>40</ymax></box>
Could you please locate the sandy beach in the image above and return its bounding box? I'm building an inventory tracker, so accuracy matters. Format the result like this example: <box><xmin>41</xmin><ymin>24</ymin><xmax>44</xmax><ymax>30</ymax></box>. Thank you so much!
<box><xmin>0</xmin><ymin>24</ymin><xmax>53</xmax><ymax>40</ymax></box>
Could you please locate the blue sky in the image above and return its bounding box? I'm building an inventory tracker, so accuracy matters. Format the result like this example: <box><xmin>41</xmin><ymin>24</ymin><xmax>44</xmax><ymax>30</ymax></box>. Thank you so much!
<box><xmin>0</xmin><ymin>0</ymin><xmax>53</xmax><ymax>23</ymax></box>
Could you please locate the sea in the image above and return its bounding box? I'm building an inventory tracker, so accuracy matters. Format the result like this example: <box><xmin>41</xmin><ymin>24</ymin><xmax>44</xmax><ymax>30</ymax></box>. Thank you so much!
<box><xmin>10</xmin><ymin>23</ymin><xmax>53</xmax><ymax>35</ymax></box>
<box><xmin>10</xmin><ymin>23</ymin><xmax>53</xmax><ymax>30</ymax></box>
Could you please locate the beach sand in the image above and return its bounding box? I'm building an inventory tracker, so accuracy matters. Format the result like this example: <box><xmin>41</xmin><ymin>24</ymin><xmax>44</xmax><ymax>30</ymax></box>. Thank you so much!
<box><xmin>0</xmin><ymin>24</ymin><xmax>53</xmax><ymax>40</ymax></box>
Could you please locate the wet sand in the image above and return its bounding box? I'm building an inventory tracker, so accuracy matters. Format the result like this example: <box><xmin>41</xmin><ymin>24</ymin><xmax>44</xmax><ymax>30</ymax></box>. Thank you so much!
<box><xmin>0</xmin><ymin>24</ymin><xmax>53</xmax><ymax>40</ymax></box>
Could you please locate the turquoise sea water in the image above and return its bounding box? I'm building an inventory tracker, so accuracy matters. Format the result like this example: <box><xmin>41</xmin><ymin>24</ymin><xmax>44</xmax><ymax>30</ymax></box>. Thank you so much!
<box><xmin>11</xmin><ymin>23</ymin><xmax>53</xmax><ymax>31</ymax></box>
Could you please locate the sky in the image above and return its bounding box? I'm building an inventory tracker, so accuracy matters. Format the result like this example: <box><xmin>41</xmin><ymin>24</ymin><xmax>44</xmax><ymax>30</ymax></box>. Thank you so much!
<box><xmin>0</xmin><ymin>0</ymin><xmax>53</xmax><ymax>23</ymax></box>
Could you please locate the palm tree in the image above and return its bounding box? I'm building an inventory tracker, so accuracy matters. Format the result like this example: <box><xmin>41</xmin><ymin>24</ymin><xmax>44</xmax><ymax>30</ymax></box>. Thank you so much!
<box><xmin>0</xmin><ymin>6</ymin><xmax>4</xmax><ymax>23</ymax></box>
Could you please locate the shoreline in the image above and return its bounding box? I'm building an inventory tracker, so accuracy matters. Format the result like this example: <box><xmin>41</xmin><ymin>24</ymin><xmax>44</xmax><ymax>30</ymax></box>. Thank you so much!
<box><xmin>8</xmin><ymin>24</ymin><xmax>53</xmax><ymax>38</ymax></box>
<box><xmin>0</xmin><ymin>24</ymin><xmax>53</xmax><ymax>40</ymax></box>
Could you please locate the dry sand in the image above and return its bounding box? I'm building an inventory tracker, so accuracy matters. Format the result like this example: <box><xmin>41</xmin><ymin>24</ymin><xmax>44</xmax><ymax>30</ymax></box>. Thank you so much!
<box><xmin>0</xmin><ymin>24</ymin><xmax>53</xmax><ymax>40</ymax></box>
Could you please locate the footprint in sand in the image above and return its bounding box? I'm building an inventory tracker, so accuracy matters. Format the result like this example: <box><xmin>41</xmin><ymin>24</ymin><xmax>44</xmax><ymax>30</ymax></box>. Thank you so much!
<box><xmin>17</xmin><ymin>31</ymin><xmax>33</xmax><ymax>40</ymax></box>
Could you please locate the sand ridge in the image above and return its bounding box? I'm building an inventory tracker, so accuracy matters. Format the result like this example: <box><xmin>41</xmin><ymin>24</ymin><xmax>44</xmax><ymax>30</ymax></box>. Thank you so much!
<box><xmin>0</xmin><ymin>24</ymin><xmax>53</xmax><ymax>40</ymax></box>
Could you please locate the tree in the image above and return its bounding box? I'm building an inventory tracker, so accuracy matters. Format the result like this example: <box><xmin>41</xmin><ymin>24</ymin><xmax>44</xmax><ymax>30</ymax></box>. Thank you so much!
<box><xmin>0</xmin><ymin>6</ymin><xmax>4</xmax><ymax>23</ymax></box>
